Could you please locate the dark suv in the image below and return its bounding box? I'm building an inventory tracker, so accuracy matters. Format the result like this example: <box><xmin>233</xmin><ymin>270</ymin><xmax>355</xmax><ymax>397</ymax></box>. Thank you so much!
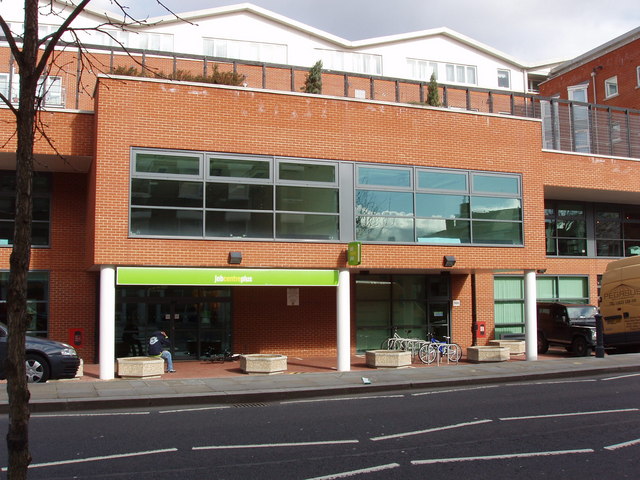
<box><xmin>537</xmin><ymin>302</ymin><xmax>598</xmax><ymax>356</ymax></box>
<box><xmin>0</xmin><ymin>323</ymin><xmax>80</xmax><ymax>383</ymax></box>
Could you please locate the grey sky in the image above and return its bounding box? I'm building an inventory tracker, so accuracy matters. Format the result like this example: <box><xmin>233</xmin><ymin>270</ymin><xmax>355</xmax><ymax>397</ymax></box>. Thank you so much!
<box><xmin>96</xmin><ymin>0</ymin><xmax>639</xmax><ymax>65</ymax></box>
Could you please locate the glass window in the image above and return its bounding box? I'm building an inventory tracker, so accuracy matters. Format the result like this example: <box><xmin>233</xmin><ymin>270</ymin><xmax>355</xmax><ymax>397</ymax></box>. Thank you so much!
<box><xmin>497</xmin><ymin>69</ymin><xmax>510</xmax><ymax>88</ymax></box>
<box><xmin>472</xmin><ymin>221</ymin><xmax>522</xmax><ymax>245</ymax></box>
<box><xmin>0</xmin><ymin>271</ymin><xmax>49</xmax><ymax>337</ymax></box>
<box><xmin>472</xmin><ymin>174</ymin><xmax>519</xmax><ymax>194</ymax></box>
<box><xmin>206</xmin><ymin>211</ymin><xmax>272</xmax><ymax>238</ymax></box>
<box><xmin>545</xmin><ymin>200</ymin><xmax>587</xmax><ymax>256</ymax></box>
<box><xmin>135</xmin><ymin>152</ymin><xmax>200</xmax><ymax>176</ymax></box>
<box><xmin>203</xmin><ymin>38</ymin><xmax>287</xmax><ymax>64</ymax></box>
<box><xmin>416</xmin><ymin>219</ymin><xmax>470</xmax><ymax>244</ymax></box>
<box><xmin>417</xmin><ymin>170</ymin><xmax>467</xmax><ymax>191</ymax></box>
<box><xmin>0</xmin><ymin>171</ymin><xmax>50</xmax><ymax>247</ymax></box>
<box><xmin>471</xmin><ymin>197</ymin><xmax>522</xmax><ymax>221</ymax></box>
<box><xmin>316</xmin><ymin>49</ymin><xmax>382</xmax><ymax>75</ymax></box>
<box><xmin>445</xmin><ymin>63</ymin><xmax>477</xmax><ymax>85</ymax></box>
<box><xmin>357</xmin><ymin>166</ymin><xmax>411</xmax><ymax>188</ymax></box>
<box><xmin>604</xmin><ymin>76</ymin><xmax>618</xmax><ymax>98</ymax></box>
<box><xmin>407</xmin><ymin>58</ymin><xmax>438</xmax><ymax>81</ymax></box>
<box><xmin>416</xmin><ymin>194</ymin><xmax>469</xmax><ymax>218</ymax></box>
<box><xmin>209</xmin><ymin>157</ymin><xmax>270</xmax><ymax>179</ymax></box>
<box><xmin>356</xmin><ymin>190</ymin><xmax>413</xmax><ymax>216</ymax></box>
<box><xmin>278</xmin><ymin>162</ymin><xmax>335</xmax><ymax>183</ymax></box>
<box><xmin>276</xmin><ymin>186</ymin><xmax>338</xmax><ymax>213</ymax></box>
<box><xmin>131</xmin><ymin>179</ymin><xmax>202</xmax><ymax>208</ymax></box>
<box><xmin>206</xmin><ymin>183</ymin><xmax>272</xmax><ymax>210</ymax></box>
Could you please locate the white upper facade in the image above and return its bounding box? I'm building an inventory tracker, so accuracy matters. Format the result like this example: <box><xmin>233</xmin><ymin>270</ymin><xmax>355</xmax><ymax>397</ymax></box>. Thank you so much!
<box><xmin>2</xmin><ymin>1</ymin><xmax>559</xmax><ymax>93</ymax></box>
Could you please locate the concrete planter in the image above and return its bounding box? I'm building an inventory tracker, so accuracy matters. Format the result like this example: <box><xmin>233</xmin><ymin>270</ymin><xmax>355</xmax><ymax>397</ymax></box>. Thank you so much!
<box><xmin>240</xmin><ymin>354</ymin><xmax>288</xmax><ymax>374</ymax></box>
<box><xmin>467</xmin><ymin>346</ymin><xmax>510</xmax><ymax>363</ymax></box>
<box><xmin>488</xmin><ymin>339</ymin><xmax>526</xmax><ymax>355</ymax></box>
<box><xmin>365</xmin><ymin>349</ymin><xmax>412</xmax><ymax>369</ymax></box>
<box><xmin>117</xmin><ymin>356</ymin><xmax>165</xmax><ymax>379</ymax></box>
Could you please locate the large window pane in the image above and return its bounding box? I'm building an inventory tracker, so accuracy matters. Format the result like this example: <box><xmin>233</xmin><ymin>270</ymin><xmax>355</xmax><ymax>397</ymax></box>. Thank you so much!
<box><xmin>279</xmin><ymin>162</ymin><xmax>335</xmax><ymax>182</ymax></box>
<box><xmin>131</xmin><ymin>208</ymin><xmax>202</xmax><ymax>236</ymax></box>
<box><xmin>356</xmin><ymin>190</ymin><xmax>413</xmax><ymax>216</ymax></box>
<box><xmin>135</xmin><ymin>153</ymin><xmax>200</xmax><ymax>175</ymax></box>
<box><xmin>206</xmin><ymin>211</ymin><xmax>272</xmax><ymax>238</ymax></box>
<box><xmin>356</xmin><ymin>216</ymin><xmax>414</xmax><ymax>242</ymax></box>
<box><xmin>471</xmin><ymin>197</ymin><xmax>521</xmax><ymax>221</ymax></box>
<box><xmin>132</xmin><ymin>179</ymin><xmax>202</xmax><ymax>208</ymax></box>
<box><xmin>418</xmin><ymin>170</ymin><xmax>467</xmax><ymax>191</ymax></box>
<box><xmin>558</xmin><ymin>277</ymin><xmax>588</xmax><ymax>299</ymax></box>
<box><xmin>206</xmin><ymin>183</ymin><xmax>272</xmax><ymax>210</ymax></box>
<box><xmin>472</xmin><ymin>221</ymin><xmax>522</xmax><ymax>244</ymax></box>
<box><xmin>358</xmin><ymin>167</ymin><xmax>411</xmax><ymax>187</ymax></box>
<box><xmin>277</xmin><ymin>186</ymin><xmax>338</xmax><ymax>213</ymax></box>
<box><xmin>416</xmin><ymin>194</ymin><xmax>469</xmax><ymax>218</ymax></box>
<box><xmin>276</xmin><ymin>213</ymin><xmax>339</xmax><ymax>240</ymax></box>
<box><xmin>416</xmin><ymin>219</ymin><xmax>470</xmax><ymax>244</ymax></box>
<box><xmin>557</xmin><ymin>238</ymin><xmax>587</xmax><ymax>256</ymax></box>
<box><xmin>209</xmin><ymin>157</ymin><xmax>269</xmax><ymax>179</ymax></box>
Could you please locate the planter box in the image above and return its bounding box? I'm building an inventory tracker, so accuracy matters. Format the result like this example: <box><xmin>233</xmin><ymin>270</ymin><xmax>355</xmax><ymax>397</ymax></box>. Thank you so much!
<box><xmin>117</xmin><ymin>356</ymin><xmax>165</xmax><ymax>379</ymax></box>
<box><xmin>365</xmin><ymin>349</ymin><xmax>412</xmax><ymax>369</ymax></box>
<box><xmin>488</xmin><ymin>339</ymin><xmax>526</xmax><ymax>355</ymax></box>
<box><xmin>467</xmin><ymin>346</ymin><xmax>510</xmax><ymax>363</ymax></box>
<box><xmin>240</xmin><ymin>354</ymin><xmax>287</xmax><ymax>374</ymax></box>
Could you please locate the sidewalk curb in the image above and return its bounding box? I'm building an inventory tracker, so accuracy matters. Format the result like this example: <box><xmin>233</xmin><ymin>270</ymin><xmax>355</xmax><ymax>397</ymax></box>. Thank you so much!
<box><xmin>8</xmin><ymin>362</ymin><xmax>640</xmax><ymax>414</ymax></box>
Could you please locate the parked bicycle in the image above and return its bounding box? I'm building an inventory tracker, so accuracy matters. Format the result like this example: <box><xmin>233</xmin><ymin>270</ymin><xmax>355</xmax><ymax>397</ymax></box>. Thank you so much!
<box><xmin>418</xmin><ymin>334</ymin><xmax>462</xmax><ymax>364</ymax></box>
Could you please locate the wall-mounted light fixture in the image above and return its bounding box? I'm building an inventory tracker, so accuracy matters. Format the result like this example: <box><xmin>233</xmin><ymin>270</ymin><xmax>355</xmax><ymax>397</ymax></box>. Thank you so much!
<box><xmin>443</xmin><ymin>255</ymin><xmax>456</xmax><ymax>268</ymax></box>
<box><xmin>228</xmin><ymin>251</ymin><xmax>243</xmax><ymax>265</ymax></box>
<box><xmin>536</xmin><ymin>268</ymin><xmax>547</xmax><ymax>274</ymax></box>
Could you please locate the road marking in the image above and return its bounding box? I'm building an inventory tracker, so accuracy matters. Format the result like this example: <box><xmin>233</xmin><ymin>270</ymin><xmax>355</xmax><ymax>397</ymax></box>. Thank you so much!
<box><xmin>604</xmin><ymin>438</ymin><xmax>640</xmax><ymax>450</ymax></box>
<box><xmin>507</xmin><ymin>379</ymin><xmax>597</xmax><ymax>386</ymax></box>
<box><xmin>305</xmin><ymin>463</ymin><xmax>400</xmax><ymax>479</ymax></box>
<box><xmin>1</xmin><ymin>448</ymin><xmax>177</xmax><ymax>471</ymax></box>
<box><xmin>370</xmin><ymin>419</ymin><xmax>492</xmax><ymax>441</ymax></box>
<box><xmin>500</xmin><ymin>408</ymin><xmax>638</xmax><ymax>421</ymax></box>
<box><xmin>602</xmin><ymin>373</ymin><xmax>640</xmax><ymax>381</ymax></box>
<box><xmin>193</xmin><ymin>439</ymin><xmax>359</xmax><ymax>451</ymax></box>
<box><xmin>412</xmin><ymin>385</ymin><xmax>498</xmax><ymax>396</ymax></box>
<box><xmin>33</xmin><ymin>411</ymin><xmax>150</xmax><ymax>418</ymax></box>
<box><xmin>282</xmin><ymin>395</ymin><xmax>404</xmax><ymax>405</ymax></box>
<box><xmin>159</xmin><ymin>405</ymin><xmax>230</xmax><ymax>414</ymax></box>
<box><xmin>411</xmin><ymin>448</ymin><xmax>594</xmax><ymax>465</ymax></box>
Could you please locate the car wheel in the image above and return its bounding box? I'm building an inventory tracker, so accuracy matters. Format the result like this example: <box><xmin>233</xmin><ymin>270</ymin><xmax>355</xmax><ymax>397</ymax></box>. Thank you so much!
<box><xmin>571</xmin><ymin>336</ymin><xmax>591</xmax><ymax>357</ymax></box>
<box><xmin>537</xmin><ymin>333</ymin><xmax>549</xmax><ymax>354</ymax></box>
<box><xmin>25</xmin><ymin>354</ymin><xmax>50</xmax><ymax>383</ymax></box>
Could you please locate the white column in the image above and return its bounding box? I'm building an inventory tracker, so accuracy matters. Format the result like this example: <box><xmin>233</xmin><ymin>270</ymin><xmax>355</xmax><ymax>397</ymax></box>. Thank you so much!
<box><xmin>336</xmin><ymin>269</ymin><xmax>351</xmax><ymax>372</ymax></box>
<box><xmin>524</xmin><ymin>269</ymin><xmax>538</xmax><ymax>361</ymax></box>
<box><xmin>99</xmin><ymin>265</ymin><xmax>116</xmax><ymax>380</ymax></box>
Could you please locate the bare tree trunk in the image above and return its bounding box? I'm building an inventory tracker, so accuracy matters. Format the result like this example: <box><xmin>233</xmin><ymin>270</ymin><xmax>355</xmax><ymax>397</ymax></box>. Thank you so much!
<box><xmin>5</xmin><ymin>2</ymin><xmax>39</xmax><ymax>477</ymax></box>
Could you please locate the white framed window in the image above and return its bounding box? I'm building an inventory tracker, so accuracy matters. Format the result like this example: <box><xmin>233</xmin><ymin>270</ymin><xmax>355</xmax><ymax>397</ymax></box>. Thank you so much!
<box><xmin>37</xmin><ymin>76</ymin><xmax>64</xmax><ymax>107</ymax></box>
<box><xmin>445</xmin><ymin>63</ymin><xmax>477</xmax><ymax>85</ymax></box>
<box><xmin>637</xmin><ymin>66</ymin><xmax>640</xmax><ymax>87</ymax></box>
<box><xmin>130</xmin><ymin>32</ymin><xmax>174</xmax><ymax>51</ymax></box>
<box><xmin>497</xmin><ymin>69</ymin><xmax>511</xmax><ymax>88</ymax></box>
<box><xmin>316</xmin><ymin>49</ymin><xmax>382</xmax><ymax>75</ymax></box>
<box><xmin>204</xmin><ymin>38</ymin><xmax>287</xmax><ymax>64</ymax></box>
<box><xmin>407</xmin><ymin>58</ymin><xmax>438</xmax><ymax>81</ymax></box>
<box><xmin>604</xmin><ymin>76</ymin><xmax>618</xmax><ymax>99</ymax></box>
<box><xmin>0</xmin><ymin>73</ymin><xmax>8</xmax><ymax>101</ymax></box>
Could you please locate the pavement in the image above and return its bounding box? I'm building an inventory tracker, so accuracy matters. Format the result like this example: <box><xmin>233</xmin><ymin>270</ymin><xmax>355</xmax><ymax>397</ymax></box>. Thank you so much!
<box><xmin>1</xmin><ymin>351</ymin><xmax>640</xmax><ymax>413</ymax></box>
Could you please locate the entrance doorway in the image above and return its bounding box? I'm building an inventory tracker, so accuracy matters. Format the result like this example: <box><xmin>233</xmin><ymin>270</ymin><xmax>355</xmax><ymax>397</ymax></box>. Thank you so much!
<box><xmin>116</xmin><ymin>287</ymin><xmax>232</xmax><ymax>360</ymax></box>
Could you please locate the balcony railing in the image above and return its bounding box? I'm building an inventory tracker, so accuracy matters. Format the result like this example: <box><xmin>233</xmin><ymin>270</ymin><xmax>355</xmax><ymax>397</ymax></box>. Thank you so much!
<box><xmin>1</xmin><ymin>37</ymin><xmax>640</xmax><ymax>160</ymax></box>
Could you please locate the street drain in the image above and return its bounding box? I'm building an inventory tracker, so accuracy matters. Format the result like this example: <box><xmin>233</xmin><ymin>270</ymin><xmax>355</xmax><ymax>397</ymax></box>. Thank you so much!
<box><xmin>233</xmin><ymin>402</ymin><xmax>268</xmax><ymax>408</ymax></box>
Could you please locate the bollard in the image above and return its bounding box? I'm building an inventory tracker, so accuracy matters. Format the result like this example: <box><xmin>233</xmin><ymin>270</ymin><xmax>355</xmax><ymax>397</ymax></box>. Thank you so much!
<box><xmin>595</xmin><ymin>313</ymin><xmax>605</xmax><ymax>358</ymax></box>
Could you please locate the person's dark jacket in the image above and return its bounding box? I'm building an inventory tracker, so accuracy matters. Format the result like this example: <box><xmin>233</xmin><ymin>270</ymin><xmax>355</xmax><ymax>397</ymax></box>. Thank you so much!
<box><xmin>148</xmin><ymin>331</ymin><xmax>170</xmax><ymax>355</ymax></box>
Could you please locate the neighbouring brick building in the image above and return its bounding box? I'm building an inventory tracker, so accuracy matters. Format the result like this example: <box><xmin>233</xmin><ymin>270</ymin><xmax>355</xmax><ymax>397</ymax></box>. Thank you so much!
<box><xmin>1</xmin><ymin>4</ymin><xmax>640</xmax><ymax>380</ymax></box>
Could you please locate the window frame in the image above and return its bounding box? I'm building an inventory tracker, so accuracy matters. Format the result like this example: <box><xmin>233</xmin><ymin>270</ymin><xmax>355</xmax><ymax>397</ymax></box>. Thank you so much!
<box><xmin>604</xmin><ymin>76</ymin><xmax>619</xmax><ymax>99</ymax></box>
<box><xmin>497</xmin><ymin>69</ymin><xmax>511</xmax><ymax>89</ymax></box>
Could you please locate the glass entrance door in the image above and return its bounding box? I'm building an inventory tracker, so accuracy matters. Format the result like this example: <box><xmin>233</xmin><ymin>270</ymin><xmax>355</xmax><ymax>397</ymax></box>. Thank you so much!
<box><xmin>116</xmin><ymin>287</ymin><xmax>232</xmax><ymax>360</ymax></box>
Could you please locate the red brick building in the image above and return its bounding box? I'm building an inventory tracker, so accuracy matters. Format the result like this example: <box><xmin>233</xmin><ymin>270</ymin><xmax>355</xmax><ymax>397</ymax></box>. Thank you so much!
<box><xmin>2</xmin><ymin>37</ymin><xmax>640</xmax><ymax>380</ymax></box>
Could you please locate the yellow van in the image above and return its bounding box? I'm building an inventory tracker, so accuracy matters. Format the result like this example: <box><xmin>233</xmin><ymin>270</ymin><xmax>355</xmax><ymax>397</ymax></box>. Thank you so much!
<box><xmin>600</xmin><ymin>256</ymin><xmax>640</xmax><ymax>350</ymax></box>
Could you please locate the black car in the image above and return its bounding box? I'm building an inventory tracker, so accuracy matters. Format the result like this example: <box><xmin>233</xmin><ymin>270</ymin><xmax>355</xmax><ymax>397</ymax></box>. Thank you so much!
<box><xmin>537</xmin><ymin>302</ymin><xmax>598</xmax><ymax>356</ymax></box>
<box><xmin>0</xmin><ymin>323</ymin><xmax>80</xmax><ymax>383</ymax></box>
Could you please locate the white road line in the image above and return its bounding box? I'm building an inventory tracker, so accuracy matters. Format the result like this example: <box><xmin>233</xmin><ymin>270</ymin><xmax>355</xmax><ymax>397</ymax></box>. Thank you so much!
<box><xmin>412</xmin><ymin>385</ymin><xmax>499</xmax><ymax>396</ymax></box>
<box><xmin>505</xmin><ymin>379</ymin><xmax>597</xmax><ymax>387</ymax></box>
<box><xmin>193</xmin><ymin>440</ymin><xmax>359</xmax><ymax>451</ymax></box>
<box><xmin>305</xmin><ymin>463</ymin><xmax>400</xmax><ymax>479</ymax></box>
<box><xmin>370</xmin><ymin>419</ymin><xmax>492</xmax><ymax>441</ymax></box>
<box><xmin>282</xmin><ymin>395</ymin><xmax>404</xmax><ymax>405</ymax></box>
<box><xmin>500</xmin><ymin>408</ymin><xmax>638</xmax><ymax>421</ymax></box>
<box><xmin>1</xmin><ymin>448</ymin><xmax>178</xmax><ymax>471</ymax></box>
<box><xmin>602</xmin><ymin>373</ymin><xmax>640</xmax><ymax>381</ymax></box>
<box><xmin>604</xmin><ymin>438</ymin><xmax>640</xmax><ymax>450</ymax></box>
<box><xmin>411</xmin><ymin>448</ymin><xmax>594</xmax><ymax>465</ymax></box>
<box><xmin>33</xmin><ymin>412</ymin><xmax>150</xmax><ymax>418</ymax></box>
<box><xmin>159</xmin><ymin>405</ymin><xmax>230</xmax><ymax>413</ymax></box>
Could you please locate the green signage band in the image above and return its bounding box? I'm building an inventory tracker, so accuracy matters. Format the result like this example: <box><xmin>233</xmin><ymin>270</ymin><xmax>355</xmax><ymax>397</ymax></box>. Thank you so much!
<box><xmin>117</xmin><ymin>267</ymin><xmax>339</xmax><ymax>286</ymax></box>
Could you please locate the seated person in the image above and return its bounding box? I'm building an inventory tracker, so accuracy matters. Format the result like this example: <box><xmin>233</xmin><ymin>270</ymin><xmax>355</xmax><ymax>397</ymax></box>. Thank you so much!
<box><xmin>148</xmin><ymin>330</ymin><xmax>175</xmax><ymax>373</ymax></box>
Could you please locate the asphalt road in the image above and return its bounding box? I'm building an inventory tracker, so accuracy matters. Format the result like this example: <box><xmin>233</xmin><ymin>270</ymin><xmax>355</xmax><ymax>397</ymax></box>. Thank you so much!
<box><xmin>1</xmin><ymin>371</ymin><xmax>639</xmax><ymax>479</ymax></box>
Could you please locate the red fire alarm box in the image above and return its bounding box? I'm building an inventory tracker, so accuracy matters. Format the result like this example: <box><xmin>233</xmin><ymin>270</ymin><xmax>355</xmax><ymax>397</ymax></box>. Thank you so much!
<box><xmin>69</xmin><ymin>328</ymin><xmax>84</xmax><ymax>347</ymax></box>
<box><xmin>476</xmin><ymin>322</ymin><xmax>486</xmax><ymax>338</ymax></box>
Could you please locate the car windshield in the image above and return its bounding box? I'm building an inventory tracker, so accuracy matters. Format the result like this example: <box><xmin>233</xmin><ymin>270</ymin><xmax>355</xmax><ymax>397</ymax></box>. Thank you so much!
<box><xmin>566</xmin><ymin>306</ymin><xmax>597</xmax><ymax>320</ymax></box>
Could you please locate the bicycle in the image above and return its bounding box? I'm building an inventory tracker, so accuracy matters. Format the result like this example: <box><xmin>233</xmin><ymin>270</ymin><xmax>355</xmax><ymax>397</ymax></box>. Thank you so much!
<box><xmin>418</xmin><ymin>334</ymin><xmax>462</xmax><ymax>364</ymax></box>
